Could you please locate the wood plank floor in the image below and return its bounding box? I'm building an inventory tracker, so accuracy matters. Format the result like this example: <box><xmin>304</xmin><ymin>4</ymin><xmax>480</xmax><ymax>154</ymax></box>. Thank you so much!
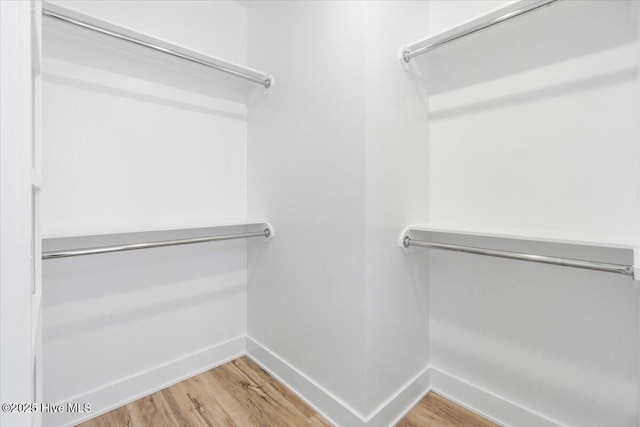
<box><xmin>397</xmin><ymin>392</ymin><xmax>497</xmax><ymax>427</ymax></box>
<box><xmin>78</xmin><ymin>356</ymin><xmax>497</xmax><ymax>427</ymax></box>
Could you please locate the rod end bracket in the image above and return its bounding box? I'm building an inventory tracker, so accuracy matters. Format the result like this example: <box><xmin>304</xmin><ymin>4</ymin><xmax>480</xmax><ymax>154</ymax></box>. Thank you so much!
<box><xmin>264</xmin><ymin>223</ymin><xmax>274</xmax><ymax>240</ymax></box>
<box><xmin>401</xmin><ymin>49</ymin><xmax>411</xmax><ymax>63</ymax></box>
<box><xmin>632</xmin><ymin>267</ymin><xmax>640</xmax><ymax>289</ymax></box>
<box><xmin>399</xmin><ymin>229</ymin><xmax>415</xmax><ymax>253</ymax></box>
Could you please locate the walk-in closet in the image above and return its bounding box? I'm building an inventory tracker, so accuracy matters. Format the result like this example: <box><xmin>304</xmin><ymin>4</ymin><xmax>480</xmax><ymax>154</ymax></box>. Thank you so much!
<box><xmin>1</xmin><ymin>1</ymin><xmax>639</xmax><ymax>426</ymax></box>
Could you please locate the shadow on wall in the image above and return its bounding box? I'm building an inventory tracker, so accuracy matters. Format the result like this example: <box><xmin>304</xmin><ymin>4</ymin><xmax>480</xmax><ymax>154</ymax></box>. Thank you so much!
<box><xmin>43</xmin><ymin>14</ymin><xmax>260</xmax><ymax>105</ymax></box>
<box><xmin>43</xmin><ymin>241</ymin><xmax>247</xmax><ymax>340</ymax></box>
<box><xmin>429</xmin><ymin>250</ymin><xmax>637</xmax><ymax>426</ymax></box>
<box><xmin>45</xmin><ymin>283</ymin><xmax>245</xmax><ymax>341</ymax></box>
<box><xmin>44</xmin><ymin>240</ymin><xmax>246</xmax><ymax>302</ymax></box>
<box><xmin>43</xmin><ymin>73</ymin><xmax>248</xmax><ymax>120</ymax></box>
<box><xmin>431</xmin><ymin>323</ymin><xmax>637</xmax><ymax>425</ymax></box>
<box><xmin>427</xmin><ymin>66</ymin><xmax>636</xmax><ymax>121</ymax></box>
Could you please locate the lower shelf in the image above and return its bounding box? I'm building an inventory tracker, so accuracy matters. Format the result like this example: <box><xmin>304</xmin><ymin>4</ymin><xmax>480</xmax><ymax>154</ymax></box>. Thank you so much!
<box><xmin>42</xmin><ymin>220</ymin><xmax>272</xmax><ymax>260</ymax></box>
<box><xmin>402</xmin><ymin>223</ymin><xmax>639</xmax><ymax>280</ymax></box>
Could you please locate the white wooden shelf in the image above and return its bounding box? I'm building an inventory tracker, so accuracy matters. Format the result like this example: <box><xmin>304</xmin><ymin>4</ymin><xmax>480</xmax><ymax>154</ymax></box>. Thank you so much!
<box><xmin>42</xmin><ymin>1</ymin><xmax>273</xmax><ymax>104</ymax></box>
<box><xmin>43</xmin><ymin>218</ymin><xmax>270</xmax><ymax>240</ymax></box>
<box><xmin>42</xmin><ymin>219</ymin><xmax>272</xmax><ymax>257</ymax></box>
<box><xmin>402</xmin><ymin>223</ymin><xmax>639</xmax><ymax>279</ymax></box>
<box><xmin>406</xmin><ymin>223</ymin><xmax>640</xmax><ymax>250</ymax></box>
<box><xmin>400</xmin><ymin>0</ymin><xmax>559</xmax><ymax>62</ymax></box>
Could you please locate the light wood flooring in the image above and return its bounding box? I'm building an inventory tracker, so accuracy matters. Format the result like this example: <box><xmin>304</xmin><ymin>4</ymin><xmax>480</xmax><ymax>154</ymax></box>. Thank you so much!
<box><xmin>79</xmin><ymin>356</ymin><xmax>497</xmax><ymax>427</ymax></box>
<box><xmin>397</xmin><ymin>392</ymin><xmax>497</xmax><ymax>427</ymax></box>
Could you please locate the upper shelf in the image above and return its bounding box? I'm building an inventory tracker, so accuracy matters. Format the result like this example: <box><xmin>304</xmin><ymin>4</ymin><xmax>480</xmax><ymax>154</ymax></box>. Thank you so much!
<box><xmin>401</xmin><ymin>0</ymin><xmax>560</xmax><ymax>62</ymax></box>
<box><xmin>42</xmin><ymin>1</ymin><xmax>273</xmax><ymax>103</ymax></box>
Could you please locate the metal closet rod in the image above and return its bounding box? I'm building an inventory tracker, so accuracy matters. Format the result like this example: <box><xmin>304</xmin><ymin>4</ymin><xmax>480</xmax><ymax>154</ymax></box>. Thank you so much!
<box><xmin>42</xmin><ymin>228</ymin><xmax>271</xmax><ymax>260</ymax></box>
<box><xmin>402</xmin><ymin>0</ymin><xmax>561</xmax><ymax>62</ymax></box>
<box><xmin>403</xmin><ymin>236</ymin><xmax>635</xmax><ymax>277</ymax></box>
<box><xmin>42</xmin><ymin>9</ymin><xmax>271</xmax><ymax>88</ymax></box>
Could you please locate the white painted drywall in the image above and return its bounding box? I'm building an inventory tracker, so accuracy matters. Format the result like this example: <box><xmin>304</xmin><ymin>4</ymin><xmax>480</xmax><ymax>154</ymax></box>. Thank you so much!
<box><xmin>422</xmin><ymin>1</ymin><xmax>639</xmax><ymax>426</ymax></box>
<box><xmin>42</xmin><ymin>0</ymin><xmax>249</xmax><ymax>237</ymax></box>
<box><xmin>426</xmin><ymin>0</ymin><xmax>639</xmax><ymax>235</ymax></box>
<box><xmin>43</xmin><ymin>241</ymin><xmax>248</xmax><ymax>399</ymax></box>
<box><xmin>38</xmin><ymin>1</ymin><xmax>640</xmax><ymax>426</ymax></box>
<box><xmin>41</xmin><ymin>2</ymin><xmax>250</xmax><ymax>425</ymax></box>
<box><xmin>247</xmin><ymin>0</ymin><xmax>433</xmax><ymax>421</ymax></box>
<box><xmin>247</xmin><ymin>0</ymin><xmax>369</xmax><ymax>416</ymax></box>
<box><xmin>363</xmin><ymin>1</ymin><xmax>431</xmax><ymax>416</ymax></box>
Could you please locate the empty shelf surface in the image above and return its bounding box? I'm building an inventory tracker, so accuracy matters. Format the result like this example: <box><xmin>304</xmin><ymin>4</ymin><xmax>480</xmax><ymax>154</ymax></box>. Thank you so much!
<box><xmin>406</xmin><ymin>223</ymin><xmax>640</xmax><ymax>249</ymax></box>
<box><xmin>401</xmin><ymin>0</ymin><xmax>561</xmax><ymax>61</ymax></box>
<box><xmin>43</xmin><ymin>219</ymin><xmax>272</xmax><ymax>257</ymax></box>
<box><xmin>403</xmin><ymin>223</ymin><xmax>639</xmax><ymax>278</ymax></box>
<box><xmin>42</xmin><ymin>1</ymin><xmax>272</xmax><ymax>103</ymax></box>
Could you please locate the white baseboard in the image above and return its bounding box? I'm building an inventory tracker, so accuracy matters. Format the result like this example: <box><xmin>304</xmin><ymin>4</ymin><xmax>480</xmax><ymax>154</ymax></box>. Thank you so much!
<box><xmin>247</xmin><ymin>336</ymin><xmax>563</xmax><ymax>427</ymax></box>
<box><xmin>429</xmin><ymin>367</ymin><xmax>562</xmax><ymax>427</ymax></box>
<box><xmin>44</xmin><ymin>335</ymin><xmax>246</xmax><ymax>427</ymax></box>
<box><xmin>246</xmin><ymin>336</ymin><xmax>366</xmax><ymax>426</ymax></box>
<box><xmin>44</xmin><ymin>336</ymin><xmax>563</xmax><ymax>427</ymax></box>
<box><xmin>366</xmin><ymin>368</ymin><xmax>431</xmax><ymax>427</ymax></box>
<box><xmin>246</xmin><ymin>336</ymin><xmax>432</xmax><ymax>427</ymax></box>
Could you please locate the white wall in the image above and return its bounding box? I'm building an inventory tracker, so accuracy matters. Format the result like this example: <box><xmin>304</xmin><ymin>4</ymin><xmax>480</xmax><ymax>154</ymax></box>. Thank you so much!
<box><xmin>43</xmin><ymin>240</ymin><xmax>247</xmax><ymax>401</ymax></box>
<box><xmin>247</xmin><ymin>0</ymin><xmax>369</xmax><ymax>416</ymax></box>
<box><xmin>42</xmin><ymin>0</ymin><xmax>249</xmax><ymax>236</ymax></box>
<box><xmin>364</xmin><ymin>1</ymin><xmax>430</xmax><ymax>416</ymax></box>
<box><xmin>247</xmin><ymin>1</ymin><xmax>432</xmax><ymax>424</ymax></box>
<box><xmin>426</xmin><ymin>0</ymin><xmax>639</xmax><ymax>235</ymax></box>
<box><xmin>41</xmin><ymin>2</ymin><xmax>251</xmax><ymax>425</ymax></box>
<box><xmin>421</xmin><ymin>1</ymin><xmax>639</xmax><ymax>426</ymax></box>
<box><xmin>429</xmin><ymin>248</ymin><xmax>637</xmax><ymax>426</ymax></box>
<box><xmin>38</xmin><ymin>1</ymin><xmax>640</xmax><ymax>426</ymax></box>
